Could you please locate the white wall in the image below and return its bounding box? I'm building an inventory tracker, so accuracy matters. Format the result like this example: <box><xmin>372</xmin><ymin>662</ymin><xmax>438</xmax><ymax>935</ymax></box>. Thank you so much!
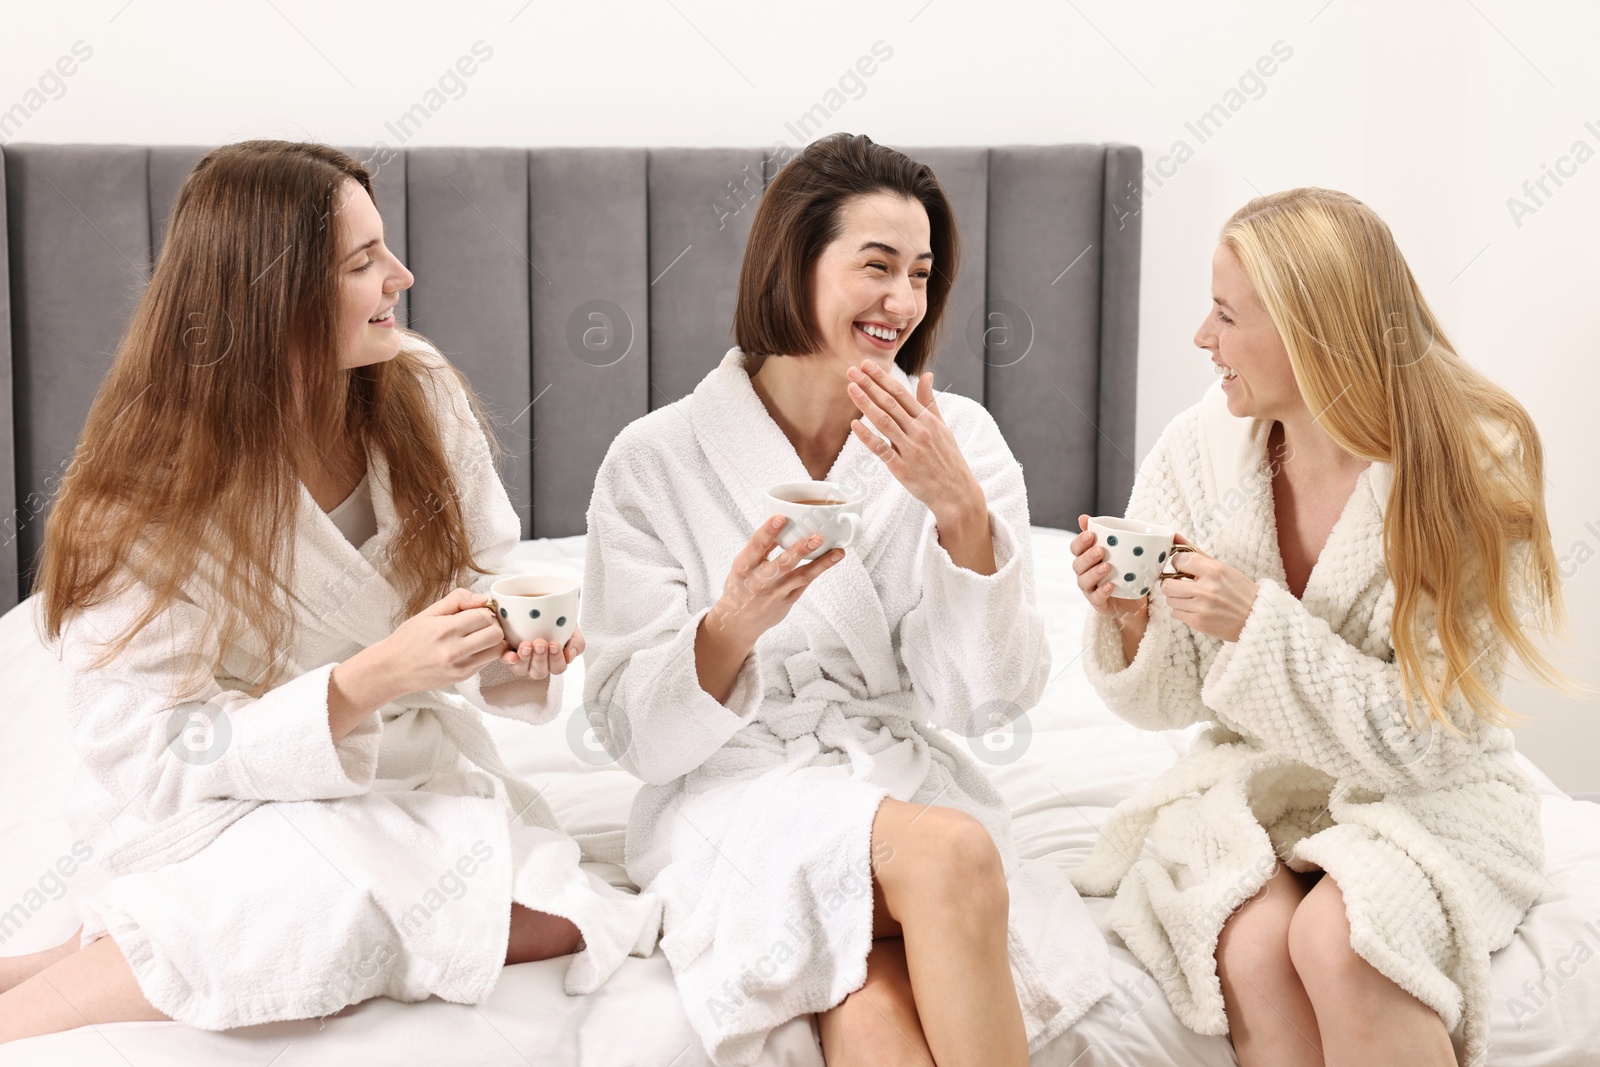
<box><xmin>6</xmin><ymin>0</ymin><xmax>1596</xmax><ymax>792</ymax></box>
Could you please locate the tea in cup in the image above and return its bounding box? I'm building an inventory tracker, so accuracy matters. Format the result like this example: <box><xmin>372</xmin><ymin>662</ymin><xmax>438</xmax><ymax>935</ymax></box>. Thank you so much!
<box><xmin>765</xmin><ymin>480</ymin><xmax>864</xmax><ymax>562</ymax></box>
<box><xmin>487</xmin><ymin>574</ymin><xmax>580</xmax><ymax>648</ymax></box>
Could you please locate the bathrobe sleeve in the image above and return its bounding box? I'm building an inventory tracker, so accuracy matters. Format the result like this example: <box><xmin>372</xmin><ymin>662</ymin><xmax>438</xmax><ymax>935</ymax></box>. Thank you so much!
<box><xmin>1201</xmin><ymin>567</ymin><xmax>1507</xmax><ymax>792</ymax></box>
<box><xmin>59</xmin><ymin>585</ymin><xmax>380</xmax><ymax>827</ymax></box>
<box><xmin>898</xmin><ymin>401</ymin><xmax>1050</xmax><ymax>736</ymax></box>
<box><xmin>1081</xmin><ymin>415</ymin><xmax>1212</xmax><ymax>731</ymax></box>
<box><xmin>581</xmin><ymin>434</ymin><xmax>765</xmax><ymax>786</ymax></box>
<box><xmin>408</xmin><ymin>342</ymin><xmax>563</xmax><ymax>725</ymax></box>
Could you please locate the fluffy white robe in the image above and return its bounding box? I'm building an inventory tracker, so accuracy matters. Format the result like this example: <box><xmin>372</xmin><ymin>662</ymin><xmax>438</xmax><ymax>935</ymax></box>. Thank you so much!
<box><xmin>583</xmin><ymin>348</ymin><xmax>1112</xmax><ymax>1067</ymax></box>
<box><xmin>52</xmin><ymin>341</ymin><xmax>660</xmax><ymax>1030</ymax></box>
<box><xmin>1071</xmin><ymin>378</ymin><xmax>1545</xmax><ymax>1064</ymax></box>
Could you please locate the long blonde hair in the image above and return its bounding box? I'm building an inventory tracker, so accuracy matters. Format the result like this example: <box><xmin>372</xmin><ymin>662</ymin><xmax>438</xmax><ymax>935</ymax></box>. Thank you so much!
<box><xmin>36</xmin><ymin>141</ymin><xmax>503</xmax><ymax>699</ymax></box>
<box><xmin>1221</xmin><ymin>188</ymin><xmax>1569</xmax><ymax>728</ymax></box>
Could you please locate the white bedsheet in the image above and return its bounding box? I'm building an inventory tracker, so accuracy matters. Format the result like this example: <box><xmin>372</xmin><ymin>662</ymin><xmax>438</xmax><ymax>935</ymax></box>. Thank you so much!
<box><xmin>2</xmin><ymin>527</ymin><xmax>1597</xmax><ymax>1066</ymax></box>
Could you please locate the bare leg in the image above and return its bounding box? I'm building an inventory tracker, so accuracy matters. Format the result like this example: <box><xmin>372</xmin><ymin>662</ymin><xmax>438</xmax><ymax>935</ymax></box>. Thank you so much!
<box><xmin>504</xmin><ymin>904</ymin><xmax>583</xmax><ymax>965</ymax></box>
<box><xmin>1216</xmin><ymin>864</ymin><xmax>1324</xmax><ymax>1067</ymax></box>
<box><xmin>0</xmin><ymin>928</ymin><xmax>84</xmax><ymax>994</ymax></box>
<box><xmin>818</xmin><ymin>798</ymin><xmax>1027</xmax><ymax>1067</ymax></box>
<box><xmin>1289</xmin><ymin>877</ymin><xmax>1457</xmax><ymax>1067</ymax></box>
<box><xmin>817</xmin><ymin>933</ymin><xmax>933</xmax><ymax>1067</ymax></box>
<box><xmin>0</xmin><ymin>936</ymin><xmax>166</xmax><ymax>1045</ymax></box>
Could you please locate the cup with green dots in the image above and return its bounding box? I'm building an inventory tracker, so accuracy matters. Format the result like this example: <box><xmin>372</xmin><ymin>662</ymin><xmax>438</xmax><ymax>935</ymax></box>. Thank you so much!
<box><xmin>1085</xmin><ymin>516</ymin><xmax>1196</xmax><ymax>599</ymax></box>
<box><xmin>487</xmin><ymin>575</ymin><xmax>581</xmax><ymax>650</ymax></box>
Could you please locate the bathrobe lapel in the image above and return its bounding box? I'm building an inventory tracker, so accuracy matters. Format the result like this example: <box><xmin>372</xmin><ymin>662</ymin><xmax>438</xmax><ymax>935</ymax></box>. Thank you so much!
<box><xmin>284</xmin><ymin>443</ymin><xmax>412</xmax><ymax>650</ymax></box>
<box><xmin>688</xmin><ymin>349</ymin><xmax>904</xmax><ymax>697</ymax></box>
<box><xmin>1193</xmin><ymin>378</ymin><xmax>1396</xmax><ymax>637</ymax></box>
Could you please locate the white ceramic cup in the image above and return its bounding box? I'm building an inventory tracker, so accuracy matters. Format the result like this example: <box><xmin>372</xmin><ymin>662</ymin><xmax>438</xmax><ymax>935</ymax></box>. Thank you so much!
<box><xmin>487</xmin><ymin>575</ymin><xmax>580</xmax><ymax>648</ymax></box>
<box><xmin>1086</xmin><ymin>516</ymin><xmax>1195</xmax><ymax>598</ymax></box>
<box><xmin>765</xmin><ymin>480</ymin><xmax>864</xmax><ymax>562</ymax></box>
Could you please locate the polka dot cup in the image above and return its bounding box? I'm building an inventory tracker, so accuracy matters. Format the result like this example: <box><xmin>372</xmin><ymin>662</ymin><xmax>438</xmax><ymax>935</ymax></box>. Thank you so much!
<box><xmin>1085</xmin><ymin>516</ymin><xmax>1194</xmax><ymax>599</ymax></box>
<box><xmin>488</xmin><ymin>575</ymin><xmax>580</xmax><ymax>649</ymax></box>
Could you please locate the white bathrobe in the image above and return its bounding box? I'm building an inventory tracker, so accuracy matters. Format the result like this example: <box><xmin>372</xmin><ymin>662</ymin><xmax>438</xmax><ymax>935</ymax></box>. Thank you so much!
<box><xmin>583</xmin><ymin>347</ymin><xmax>1112</xmax><ymax>1067</ymax></box>
<box><xmin>52</xmin><ymin>341</ymin><xmax>660</xmax><ymax>1031</ymax></box>
<box><xmin>1071</xmin><ymin>378</ymin><xmax>1545</xmax><ymax>1064</ymax></box>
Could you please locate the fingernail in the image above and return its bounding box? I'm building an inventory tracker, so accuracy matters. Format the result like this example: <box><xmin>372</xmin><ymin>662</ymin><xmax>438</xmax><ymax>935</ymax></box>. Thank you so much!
<box><xmin>771</xmin><ymin>517</ymin><xmax>785</xmax><ymax>528</ymax></box>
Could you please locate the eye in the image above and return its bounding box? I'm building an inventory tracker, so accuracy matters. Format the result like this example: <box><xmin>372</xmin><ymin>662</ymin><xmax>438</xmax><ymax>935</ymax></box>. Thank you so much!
<box><xmin>867</xmin><ymin>261</ymin><xmax>889</xmax><ymax>272</ymax></box>
<box><xmin>353</xmin><ymin>259</ymin><xmax>375</xmax><ymax>273</ymax></box>
<box><xmin>1216</xmin><ymin>308</ymin><xmax>1232</xmax><ymax>325</ymax></box>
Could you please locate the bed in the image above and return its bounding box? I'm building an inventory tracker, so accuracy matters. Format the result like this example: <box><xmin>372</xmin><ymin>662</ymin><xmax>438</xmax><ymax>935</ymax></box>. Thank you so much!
<box><xmin>3</xmin><ymin>529</ymin><xmax>1599</xmax><ymax>1065</ymax></box>
<box><xmin>2</xmin><ymin>142</ymin><xmax>1597</xmax><ymax>1064</ymax></box>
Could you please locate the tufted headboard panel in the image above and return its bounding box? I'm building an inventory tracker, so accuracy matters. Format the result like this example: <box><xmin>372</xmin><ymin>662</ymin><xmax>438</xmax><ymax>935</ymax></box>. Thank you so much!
<box><xmin>0</xmin><ymin>142</ymin><xmax>1142</xmax><ymax>612</ymax></box>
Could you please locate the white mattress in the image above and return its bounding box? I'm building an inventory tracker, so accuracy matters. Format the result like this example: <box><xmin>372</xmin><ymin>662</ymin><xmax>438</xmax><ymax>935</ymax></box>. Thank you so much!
<box><xmin>3</xmin><ymin>527</ymin><xmax>1597</xmax><ymax>1066</ymax></box>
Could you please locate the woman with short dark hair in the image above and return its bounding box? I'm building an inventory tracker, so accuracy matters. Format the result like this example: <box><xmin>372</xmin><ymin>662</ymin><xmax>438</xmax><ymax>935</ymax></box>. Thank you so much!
<box><xmin>583</xmin><ymin>133</ymin><xmax>1112</xmax><ymax>1066</ymax></box>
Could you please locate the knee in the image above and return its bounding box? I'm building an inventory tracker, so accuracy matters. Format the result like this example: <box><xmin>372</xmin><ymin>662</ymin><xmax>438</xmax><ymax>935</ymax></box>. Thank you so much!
<box><xmin>1216</xmin><ymin>885</ymin><xmax>1296</xmax><ymax>983</ymax></box>
<box><xmin>882</xmin><ymin>808</ymin><xmax>1007</xmax><ymax>920</ymax></box>
<box><xmin>1287</xmin><ymin>881</ymin><xmax>1362</xmax><ymax>998</ymax></box>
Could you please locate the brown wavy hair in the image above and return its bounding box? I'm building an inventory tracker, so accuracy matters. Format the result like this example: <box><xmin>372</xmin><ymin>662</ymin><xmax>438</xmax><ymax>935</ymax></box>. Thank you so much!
<box><xmin>36</xmin><ymin>140</ymin><xmax>501</xmax><ymax>698</ymax></box>
<box><xmin>1221</xmin><ymin>187</ymin><xmax>1572</xmax><ymax>727</ymax></box>
<box><xmin>734</xmin><ymin>132</ymin><xmax>959</xmax><ymax>376</ymax></box>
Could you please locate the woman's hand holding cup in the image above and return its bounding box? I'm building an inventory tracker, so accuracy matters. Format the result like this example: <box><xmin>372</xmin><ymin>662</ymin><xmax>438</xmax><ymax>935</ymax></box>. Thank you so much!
<box><xmin>381</xmin><ymin>587</ymin><xmax>509</xmax><ymax>694</ymax></box>
<box><xmin>499</xmin><ymin>627</ymin><xmax>583</xmax><ymax>681</ymax></box>
<box><xmin>1071</xmin><ymin>515</ymin><xmax>1156</xmax><ymax>627</ymax></box>
<box><xmin>707</xmin><ymin>515</ymin><xmax>846</xmax><ymax>649</ymax></box>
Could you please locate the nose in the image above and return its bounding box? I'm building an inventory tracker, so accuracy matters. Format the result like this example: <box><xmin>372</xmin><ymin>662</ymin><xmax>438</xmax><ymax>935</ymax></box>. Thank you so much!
<box><xmin>882</xmin><ymin>271</ymin><xmax>917</xmax><ymax>322</ymax></box>
<box><xmin>390</xmin><ymin>257</ymin><xmax>415</xmax><ymax>292</ymax></box>
<box><xmin>1193</xmin><ymin>310</ymin><xmax>1217</xmax><ymax>352</ymax></box>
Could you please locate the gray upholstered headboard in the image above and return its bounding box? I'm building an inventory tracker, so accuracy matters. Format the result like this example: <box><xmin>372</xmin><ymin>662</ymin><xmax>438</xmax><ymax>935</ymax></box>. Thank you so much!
<box><xmin>0</xmin><ymin>143</ymin><xmax>1142</xmax><ymax>614</ymax></box>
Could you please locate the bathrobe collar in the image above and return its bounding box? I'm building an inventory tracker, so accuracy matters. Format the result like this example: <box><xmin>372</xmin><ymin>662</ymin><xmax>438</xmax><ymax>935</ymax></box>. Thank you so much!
<box><xmin>1193</xmin><ymin>377</ymin><xmax>1394</xmax><ymax>625</ymax></box>
<box><xmin>283</xmin><ymin>442</ymin><xmax>413</xmax><ymax>653</ymax></box>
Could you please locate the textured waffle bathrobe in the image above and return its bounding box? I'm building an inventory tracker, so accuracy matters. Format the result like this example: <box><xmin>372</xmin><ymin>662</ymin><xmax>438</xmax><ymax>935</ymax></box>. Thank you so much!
<box><xmin>52</xmin><ymin>342</ymin><xmax>660</xmax><ymax>1030</ymax></box>
<box><xmin>583</xmin><ymin>348</ymin><xmax>1112</xmax><ymax>1067</ymax></box>
<box><xmin>1071</xmin><ymin>378</ymin><xmax>1545</xmax><ymax>1064</ymax></box>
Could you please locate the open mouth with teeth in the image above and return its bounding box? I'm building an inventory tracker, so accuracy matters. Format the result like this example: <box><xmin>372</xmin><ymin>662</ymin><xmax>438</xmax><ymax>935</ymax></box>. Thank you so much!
<box><xmin>1215</xmin><ymin>363</ymin><xmax>1238</xmax><ymax>383</ymax></box>
<box><xmin>854</xmin><ymin>321</ymin><xmax>901</xmax><ymax>348</ymax></box>
<box><xmin>368</xmin><ymin>307</ymin><xmax>395</xmax><ymax>326</ymax></box>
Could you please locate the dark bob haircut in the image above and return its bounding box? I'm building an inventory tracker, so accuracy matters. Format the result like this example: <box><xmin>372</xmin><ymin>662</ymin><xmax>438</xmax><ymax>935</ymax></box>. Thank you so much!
<box><xmin>733</xmin><ymin>133</ymin><xmax>960</xmax><ymax>377</ymax></box>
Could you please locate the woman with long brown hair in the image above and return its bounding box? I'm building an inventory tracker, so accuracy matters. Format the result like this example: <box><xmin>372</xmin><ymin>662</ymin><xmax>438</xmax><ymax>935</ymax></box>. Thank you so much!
<box><xmin>0</xmin><ymin>141</ymin><xmax>659</xmax><ymax>1042</ymax></box>
<box><xmin>1070</xmin><ymin>187</ymin><xmax>1569</xmax><ymax>1065</ymax></box>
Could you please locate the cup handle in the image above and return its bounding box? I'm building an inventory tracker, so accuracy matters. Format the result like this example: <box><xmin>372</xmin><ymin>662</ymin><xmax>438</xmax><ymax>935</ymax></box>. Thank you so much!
<box><xmin>833</xmin><ymin>512</ymin><xmax>863</xmax><ymax>549</ymax></box>
<box><xmin>1156</xmin><ymin>543</ymin><xmax>1199</xmax><ymax>582</ymax></box>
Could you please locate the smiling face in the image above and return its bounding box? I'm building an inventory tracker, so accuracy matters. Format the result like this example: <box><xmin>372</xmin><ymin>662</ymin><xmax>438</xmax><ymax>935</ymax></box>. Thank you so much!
<box><xmin>807</xmin><ymin>192</ymin><xmax>932</xmax><ymax>374</ymax></box>
<box><xmin>1193</xmin><ymin>243</ymin><xmax>1302</xmax><ymax>420</ymax></box>
<box><xmin>335</xmin><ymin>179</ymin><xmax>414</xmax><ymax>370</ymax></box>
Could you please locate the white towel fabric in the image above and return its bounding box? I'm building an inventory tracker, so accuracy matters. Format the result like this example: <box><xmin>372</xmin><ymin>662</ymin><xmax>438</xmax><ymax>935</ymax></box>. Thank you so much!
<box><xmin>1071</xmin><ymin>378</ymin><xmax>1545</xmax><ymax>1065</ymax></box>
<box><xmin>582</xmin><ymin>347</ymin><xmax>1112</xmax><ymax>1066</ymax></box>
<box><xmin>51</xmin><ymin>340</ymin><xmax>660</xmax><ymax>1030</ymax></box>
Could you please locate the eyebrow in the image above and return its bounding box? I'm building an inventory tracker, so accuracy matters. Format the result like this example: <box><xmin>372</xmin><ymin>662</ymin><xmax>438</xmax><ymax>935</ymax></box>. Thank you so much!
<box><xmin>343</xmin><ymin>237</ymin><xmax>381</xmax><ymax>262</ymax></box>
<box><xmin>1213</xmin><ymin>296</ymin><xmax>1236</xmax><ymax>312</ymax></box>
<box><xmin>858</xmin><ymin>240</ymin><xmax>934</xmax><ymax>262</ymax></box>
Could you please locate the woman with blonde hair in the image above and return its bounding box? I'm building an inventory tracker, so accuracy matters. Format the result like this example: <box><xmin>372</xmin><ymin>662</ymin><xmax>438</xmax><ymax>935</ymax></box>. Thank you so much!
<box><xmin>0</xmin><ymin>141</ymin><xmax>659</xmax><ymax>1042</ymax></box>
<box><xmin>1069</xmin><ymin>187</ymin><xmax>1567</xmax><ymax>1065</ymax></box>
